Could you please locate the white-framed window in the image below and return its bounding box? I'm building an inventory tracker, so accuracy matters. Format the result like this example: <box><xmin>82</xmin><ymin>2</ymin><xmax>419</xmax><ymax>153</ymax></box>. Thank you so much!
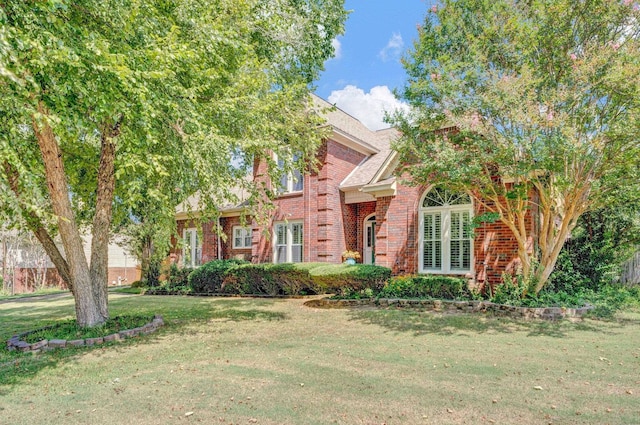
<box><xmin>419</xmin><ymin>187</ymin><xmax>473</xmax><ymax>274</ymax></box>
<box><xmin>274</xmin><ymin>221</ymin><xmax>303</xmax><ymax>263</ymax></box>
<box><xmin>275</xmin><ymin>152</ymin><xmax>303</xmax><ymax>194</ymax></box>
<box><xmin>183</xmin><ymin>228</ymin><xmax>202</xmax><ymax>268</ymax></box>
<box><xmin>232</xmin><ymin>226</ymin><xmax>252</xmax><ymax>249</ymax></box>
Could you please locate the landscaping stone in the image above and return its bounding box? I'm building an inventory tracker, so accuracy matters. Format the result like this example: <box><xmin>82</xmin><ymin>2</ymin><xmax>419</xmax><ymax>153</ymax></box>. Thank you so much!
<box><xmin>49</xmin><ymin>339</ymin><xmax>67</xmax><ymax>348</ymax></box>
<box><xmin>30</xmin><ymin>340</ymin><xmax>48</xmax><ymax>350</ymax></box>
<box><xmin>304</xmin><ymin>298</ymin><xmax>594</xmax><ymax>320</ymax></box>
<box><xmin>6</xmin><ymin>315</ymin><xmax>164</xmax><ymax>353</ymax></box>
<box><xmin>103</xmin><ymin>333</ymin><xmax>120</xmax><ymax>342</ymax></box>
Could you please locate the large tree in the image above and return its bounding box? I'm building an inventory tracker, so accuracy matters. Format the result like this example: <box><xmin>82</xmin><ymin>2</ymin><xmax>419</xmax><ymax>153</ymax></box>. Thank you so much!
<box><xmin>0</xmin><ymin>0</ymin><xmax>346</xmax><ymax>326</ymax></box>
<box><xmin>393</xmin><ymin>0</ymin><xmax>640</xmax><ymax>294</ymax></box>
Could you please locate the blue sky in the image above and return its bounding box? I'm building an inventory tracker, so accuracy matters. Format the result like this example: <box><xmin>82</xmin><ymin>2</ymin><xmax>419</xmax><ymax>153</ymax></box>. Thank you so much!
<box><xmin>314</xmin><ymin>0</ymin><xmax>434</xmax><ymax>130</ymax></box>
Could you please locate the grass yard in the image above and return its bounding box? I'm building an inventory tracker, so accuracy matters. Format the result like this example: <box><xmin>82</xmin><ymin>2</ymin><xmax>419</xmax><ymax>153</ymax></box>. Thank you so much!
<box><xmin>1</xmin><ymin>293</ymin><xmax>639</xmax><ymax>424</ymax></box>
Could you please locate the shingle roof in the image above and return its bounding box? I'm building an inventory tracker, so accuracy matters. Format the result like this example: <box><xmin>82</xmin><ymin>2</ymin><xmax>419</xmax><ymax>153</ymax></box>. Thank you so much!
<box><xmin>311</xmin><ymin>95</ymin><xmax>389</xmax><ymax>152</ymax></box>
<box><xmin>340</xmin><ymin>127</ymin><xmax>400</xmax><ymax>189</ymax></box>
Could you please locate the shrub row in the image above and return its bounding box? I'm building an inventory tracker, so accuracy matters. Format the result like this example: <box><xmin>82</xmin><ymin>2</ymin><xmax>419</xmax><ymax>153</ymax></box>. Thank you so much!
<box><xmin>378</xmin><ymin>275</ymin><xmax>471</xmax><ymax>300</ymax></box>
<box><xmin>183</xmin><ymin>261</ymin><xmax>392</xmax><ymax>297</ymax></box>
<box><xmin>135</xmin><ymin>260</ymin><xmax>391</xmax><ymax>296</ymax></box>
<box><xmin>148</xmin><ymin>261</ymin><xmax>638</xmax><ymax>315</ymax></box>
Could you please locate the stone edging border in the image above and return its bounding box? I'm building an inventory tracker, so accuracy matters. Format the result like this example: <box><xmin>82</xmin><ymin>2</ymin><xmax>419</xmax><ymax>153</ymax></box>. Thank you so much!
<box><xmin>304</xmin><ymin>298</ymin><xmax>594</xmax><ymax>320</ymax></box>
<box><xmin>6</xmin><ymin>315</ymin><xmax>164</xmax><ymax>353</ymax></box>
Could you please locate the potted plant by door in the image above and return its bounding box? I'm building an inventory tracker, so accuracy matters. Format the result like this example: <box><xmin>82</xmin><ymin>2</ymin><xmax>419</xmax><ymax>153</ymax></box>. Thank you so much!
<box><xmin>342</xmin><ymin>250</ymin><xmax>361</xmax><ymax>265</ymax></box>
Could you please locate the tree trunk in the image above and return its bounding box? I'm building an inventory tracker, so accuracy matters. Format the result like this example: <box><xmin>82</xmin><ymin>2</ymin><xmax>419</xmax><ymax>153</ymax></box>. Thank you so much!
<box><xmin>140</xmin><ymin>234</ymin><xmax>152</xmax><ymax>282</ymax></box>
<box><xmin>32</xmin><ymin>104</ymin><xmax>108</xmax><ymax>327</ymax></box>
<box><xmin>89</xmin><ymin>121</ymin><xmax>119</xmax><ymax>320</ymax></box>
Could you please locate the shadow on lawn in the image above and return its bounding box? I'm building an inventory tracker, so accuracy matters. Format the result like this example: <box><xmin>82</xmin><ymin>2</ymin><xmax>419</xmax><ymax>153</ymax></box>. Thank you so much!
<box><xmin>347</xmin><ymin>308</ymin><xmax>625</xmax><ymax>338</ymax></box>
<box><xmin>0</xmin><ymin>295</ymin><xmax>287</xmax><ymax>394</ymax></box>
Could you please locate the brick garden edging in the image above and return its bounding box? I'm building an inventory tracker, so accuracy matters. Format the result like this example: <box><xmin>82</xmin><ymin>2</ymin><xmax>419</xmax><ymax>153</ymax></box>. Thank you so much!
<box><xmin>304</xmin><ymin>298</ymin><xmax>594</xmax><ymax>320</ymax></box>
<box><xmin>6</xmin><ymin>315</ymin><xmax>164</xmax><ymax>353</ymax></box>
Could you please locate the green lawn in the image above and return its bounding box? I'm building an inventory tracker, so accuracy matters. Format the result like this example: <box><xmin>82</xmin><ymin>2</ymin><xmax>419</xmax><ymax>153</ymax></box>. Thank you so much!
<box><xmin>1</xmin><ymin>293</ymin><xmax>639</xmax><ymax>424</ymax></box>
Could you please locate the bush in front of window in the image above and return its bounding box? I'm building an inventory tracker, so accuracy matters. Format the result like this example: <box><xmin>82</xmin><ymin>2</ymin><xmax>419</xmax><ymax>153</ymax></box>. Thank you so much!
<box><xmin>309</xmin><ymin>264</ymin><xmax>391</xmax><ymax>296</ymax></box>
<box><xmin>165</xmin><ymin>263</ymin><xmax>193</xmax><ymax>292</ymax></box>
<box><xmin>188</xmin><ymin>259</ymin><xmax>249</xmax><ymax>294</ymax></box>
<box><xmin>379</xmin><ymin>275</ymin><xmax>470</xmax><ymax>300</ymax></box>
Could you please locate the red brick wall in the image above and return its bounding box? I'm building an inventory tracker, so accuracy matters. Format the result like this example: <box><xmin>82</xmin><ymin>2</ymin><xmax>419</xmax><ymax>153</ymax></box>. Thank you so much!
<box><xmin>252</xmin><ymin>139</ymin><xmax>367</xmax><ymax>264</ymax></box>
<box><xmin>473</xmin><ymin>194</ymin><xmax>537</xmax><ymax>288</ymax></box>
<box><xmin>220</xmin><ymin>216</ymin><xmax>253</xmax><ymax>261</ymax></box>
<box><xmin>372</xmin><ymin>182</ymin><xmax>425</xmax><ymax>274</ymax></box>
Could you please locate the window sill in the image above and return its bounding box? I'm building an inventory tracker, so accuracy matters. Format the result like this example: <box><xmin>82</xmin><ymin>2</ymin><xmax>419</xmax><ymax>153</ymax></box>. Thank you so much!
<box><xmin>276</xmin><ymin>191</ymin><xmax>303</xmax><ymax>199</ymax></box>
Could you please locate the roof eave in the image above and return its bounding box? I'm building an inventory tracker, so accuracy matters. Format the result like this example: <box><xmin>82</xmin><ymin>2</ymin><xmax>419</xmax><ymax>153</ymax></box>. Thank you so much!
<box><xmin>361</xmin><ymin>180</ymin><xmax>397</xmax><ymax>198</ymax></box>
<box><xmin>331</xmin><ymin>127</ymin><xmax>379</xmax><ymax>155</ymax></box>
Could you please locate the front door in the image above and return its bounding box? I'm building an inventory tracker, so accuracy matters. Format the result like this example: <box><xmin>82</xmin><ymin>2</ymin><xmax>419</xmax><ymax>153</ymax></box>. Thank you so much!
<box><xmin>364</xmin><ymin>215</ymin><xmax>376</xmax><ymax>265</ymax></box>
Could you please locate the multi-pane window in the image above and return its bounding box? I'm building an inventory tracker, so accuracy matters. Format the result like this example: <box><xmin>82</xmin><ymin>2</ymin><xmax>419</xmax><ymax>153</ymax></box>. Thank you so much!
<box><xmin>276</xmin><ymin>153</ymin><xmax>304</xmax><ymax>194</ymax></box>
<box><xmin>274</xmin><ymin>222</ymin><xmax>303</xmax><ymax>263</ymax></box>
<box><xmin>232</xmin><ymin>226</ymin><xmax>252</xmax><ymax>249</ymax></box>
<box><xmin>419</xmin><ymin>187</ymin><xmax>472</xmax><ymax>274</ymax></box>
<box><xmin>183</xmin><ymin>228</ymin><xmax>202</xmax><ymax>268</ymax></box>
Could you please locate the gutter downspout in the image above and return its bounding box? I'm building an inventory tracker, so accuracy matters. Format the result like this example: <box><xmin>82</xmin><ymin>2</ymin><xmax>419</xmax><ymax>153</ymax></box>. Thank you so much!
<box><xmin>217</xmin><ymin>216</ymin><xmax>223</xmax><ymax>260</ymax></box>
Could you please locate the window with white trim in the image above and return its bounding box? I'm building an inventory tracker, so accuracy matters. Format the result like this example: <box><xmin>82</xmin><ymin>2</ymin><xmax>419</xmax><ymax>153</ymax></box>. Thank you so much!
<box><xmin>419</xmin><ymin>187</ymin><xmax>473</xmax><ymax>274</ymax></box>
<box><xmin>275</xmin><ymin>152</ymin><xmax>303</xmax><ymax>194</ymax></box>
<box><xmin>232</xmin><ymin>226</ymin><xmax>252</xmax><ymax>249</ymax></box>
<box><xmin>183</xmin><ymin>228</ymin><xmax>202</xmax><ymax>268</ymax></box>
<box><xmin>274</xmin><ymin>221</ymin><xmax>303</xmax><ymax>263</ymax></box>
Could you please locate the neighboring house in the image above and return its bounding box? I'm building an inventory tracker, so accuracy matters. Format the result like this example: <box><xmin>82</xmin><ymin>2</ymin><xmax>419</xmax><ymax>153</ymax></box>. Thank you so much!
<box><xmin>173</xmin><ymin>95</ymin><xmax>534</xmax><ymax>287</ymax></box>
<box><xmin>0</xmin><ymin>230</ymin><xmax>140</xmax><ymax>294</ymax></box>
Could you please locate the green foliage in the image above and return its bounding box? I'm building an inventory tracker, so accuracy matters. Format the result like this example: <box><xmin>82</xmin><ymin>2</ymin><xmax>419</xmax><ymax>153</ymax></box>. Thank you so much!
<box><xmin>379</xmin><ymin>275</ymin><xmax>470</xmax><ymax>300</ymax></box>
<box><xmin>550</xmin><ymin>206</ymin><xmax>640</xmax><ymax>293</ymax></box>
<box><xmin>23</xmin><ymin>315</ymin><xmax>153</xmax><ymax>343</ymax></box>
<box><xmin>393</xmin><ymin>0</ymin><xmax>640</xmax><ymax>293</ymax></box>
<box><xmin>221</xmin><ymin>263</ymin><xmax>315</xmax><ymax>296</ymax></box>
<box><xmin>188</xmin><ymin>259</ymin><xmax>248</xmax><ymax>294</ymax></box>
<box><xmin>163</xmin><ymin>264</ymin><xmax>193</xmax><ymax>292</ymax></box>
<box><xmin>146</xmin><ymin>260</ymin><xmax>162</xmax><ymax>288</ymax></box>
<box><xmin>587</xmin><ymin>285</ymin><xmax>640</xmax><ymax>318</ymax></box>
<box><xmin>308</xmin><ymin>264</ymin><xmax>391</xmax><ymax>296</ymax></box>
<box><xmin>0</xmin><ymin>0</ymin><xmax>347</xmax><ymax>325</ymax></box>
<box><xmin>490</xmin><ymin>274</ymin><xmax>531</xmax><ymax>306</ymax></box>
<box><xmin>130</xmin><ymin>280</ymin><xmax>146</xmax><ymax>289</ymax></box>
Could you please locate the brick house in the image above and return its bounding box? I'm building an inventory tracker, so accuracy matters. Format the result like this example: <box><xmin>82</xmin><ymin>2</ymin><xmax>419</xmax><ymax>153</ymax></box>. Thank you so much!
<box><xmin>173</xmin><ymin>95</ymin><xmax>533</xmax><ymax>287</ymax></box>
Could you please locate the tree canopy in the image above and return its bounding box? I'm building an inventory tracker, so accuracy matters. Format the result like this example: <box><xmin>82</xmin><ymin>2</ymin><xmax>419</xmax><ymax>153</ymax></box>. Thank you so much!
<box><xmin>393</xmin><ymin>0</ymin><xmax>640</xmax><ymax>293</ymax></box>
<box><xmin>0</xmin><ymin>0</ymin><xmax>346</xmax><ymax>325</ymax></box>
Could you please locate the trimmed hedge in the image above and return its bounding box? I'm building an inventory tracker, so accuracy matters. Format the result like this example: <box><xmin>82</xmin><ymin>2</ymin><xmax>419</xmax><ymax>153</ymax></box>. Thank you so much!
<box><xmin>221</xmin><ymin>263</ymin><xmax>315</xmax><ymax>296</ymax></box>
<box><xmin>148</xmin><ymin>261</ymin><xmax>393</xmax><ymax>297</ymax></box>
<box><xmin>165</xmin><ymin>264</ymin><xmax>192</xmax><ymax>291</ymax></box>
<box><xmin>379</xmin><ymin>275</ymin><xmax>470</xmax><ymax>300</ymax></box>
<box><xmin>188</xmin><ymin>259</ymin><xmax>248</xmax><ymax>293</ymax></box>
<box><xmin>309</xmin><ymin>264</ymin><xmax>391</xmax><ymax>296</ymax></box>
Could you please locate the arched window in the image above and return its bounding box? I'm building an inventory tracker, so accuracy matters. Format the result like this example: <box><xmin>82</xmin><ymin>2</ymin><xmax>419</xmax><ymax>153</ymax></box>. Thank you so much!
<box><xmin>419</xmin><ymin>187</ymin><xmax>473</xmax><ymax>274</ymax></box>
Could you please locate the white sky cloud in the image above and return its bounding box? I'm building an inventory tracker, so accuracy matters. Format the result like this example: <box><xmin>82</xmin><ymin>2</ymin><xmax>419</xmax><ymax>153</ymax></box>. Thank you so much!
<box><xmin>378</xmin><ymin>33</ymin><xmax>404</xmax><ymax>62</ymax></box>
<box><xmin>328</xmin><ymin>85</ymin><xmax>410</xmax><ymax>131</ymax></box>
<box><xmin>329</xmin><ymin>38</ymin><xmax>342</xmax><ymax>60</ymax></box>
